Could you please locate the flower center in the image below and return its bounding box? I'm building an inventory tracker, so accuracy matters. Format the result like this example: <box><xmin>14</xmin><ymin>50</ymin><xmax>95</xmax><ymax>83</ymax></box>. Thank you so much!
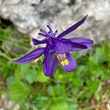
<box><xmin>55</xmin><ymin>53</ymin><xmax>69</xmax><ymax>66</ymax></box>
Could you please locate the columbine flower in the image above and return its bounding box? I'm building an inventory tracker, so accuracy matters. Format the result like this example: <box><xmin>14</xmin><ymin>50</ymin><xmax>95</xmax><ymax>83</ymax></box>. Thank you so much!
<box><xmin>13</xmin><ymin>15</ymin><xmax>93</xmax><ymax>76</ymax></box>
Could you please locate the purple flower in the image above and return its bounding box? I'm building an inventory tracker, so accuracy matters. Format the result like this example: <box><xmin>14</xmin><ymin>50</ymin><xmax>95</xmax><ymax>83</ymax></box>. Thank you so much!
<box><xmin>13</xmin><ymin>15</ymin><xmax>93</xmax><ymax>76</ymax></box>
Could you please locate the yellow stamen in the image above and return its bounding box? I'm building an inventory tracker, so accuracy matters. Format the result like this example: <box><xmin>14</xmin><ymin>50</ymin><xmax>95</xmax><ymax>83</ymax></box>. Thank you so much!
<box><xmin>61</xmin><ymin>59</ymin><xmax>69</xmax><ymax>66</ymax></box>
<box><xmin>56</xmin><ymin>55</ymin><xmax>60</xmax><ymax>60</ymax></box>
<box><xmin>63</xmin><ymin>54</ymin><xmax>66</xmax><ymax>58</ymax></box>
<box><xmin>65</xmin><ymin>59</ymin><xmax>69</xmax><ymax>65</ymax></box>
<box><xmin>56</xmin><ymin>53</ymin><xmax>69</xmax><ymax>66</ymax></box>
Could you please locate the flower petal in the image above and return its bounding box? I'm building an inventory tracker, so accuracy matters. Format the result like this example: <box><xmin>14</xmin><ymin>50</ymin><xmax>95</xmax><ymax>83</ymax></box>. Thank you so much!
<box><xmin>52</xmin><ymin>39</ymin><xmax>72</xmax><ymax>54</ymax></box>
<box><xmin>42</xmin><ymin>45</ymin><xmax>54</xmax><ymax>64</ymax></box>
<box><xmin>43</xmin><ymin>52</ymin><xmax>58</xmax><ymax>76</ymax></box>
<box><xmin>44</xmin><ymin>44</ymin><xmax>53</xmax><ymax>55</ymax></box>
<box><xmin>69</xmin><ymin>37</ymin><xmax>93</xmax><ymax>48</ymax></box>
<box><xmin>70</xmin><ymin>42</ymin><xmax>88</xmax><ymax>51</ymax></box>
<box><xmin>12</xmin><ymin>48</ymin><xmax>44</xmax><ymax>64</ymax></box>
<box><xmin>59</xmin><ymin>53</ymin><xmax>77</xmax><ymax>72</ymax></box>
<box><xmin>57</xmin><ymin>15</ymin><xmax>88</xmax><ymax>39</ymax></box>
<box><xmin>53</xmin><ymin>39</ymin><xmax>87</xmax><ymax>53</ymax></box>
<box><xmin>32</xmin><ymin>38</ymin><xmax>48</xmax><ymax>45</ymax></box>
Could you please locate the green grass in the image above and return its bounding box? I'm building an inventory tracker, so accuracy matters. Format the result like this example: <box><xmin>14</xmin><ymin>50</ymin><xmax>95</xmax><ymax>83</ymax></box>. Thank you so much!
<box><xmin>0</xmin><ymin>23</ymin><xmax>110</xmax><ymax>110</ymax></box>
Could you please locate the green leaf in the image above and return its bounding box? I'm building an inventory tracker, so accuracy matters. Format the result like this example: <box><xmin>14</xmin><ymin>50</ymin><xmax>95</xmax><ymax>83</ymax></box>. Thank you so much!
<box><xmin>86</xmin><ymin>80</ymin><xmax>100</xmax><ymax>93</ymax></box>
<box><xmin>71</xmin><ymin>51</ymin><xmax>79</xmax><ymax>59</ymax></box>
<box><xmin>15</xmin><ymin>63</ymin><xmax>31</xmax><ymax>80</ymax></box>
<box><xmin>49</xmin><ymin>98</ymin><xmax>69</xmax><ymax>110</ymax></box>
<box><xmin>9</xmin><ymin>81</ymin><xmax>30</xmax><ymax>103</ymax></box>
<box><xmin>47</xmin><ymin>85</ymin><xmax>53</xmax><ymax>96</ymax></box>
<box><xmin>95</xmin><ymin>93</ymin><xmax>100</xmax><ymax>101</ymax></box>
<box><xmin>0</xmin><ymin>86</ymin><xmax>2</xmax><ymax>96</ymax></box>
<box><xmin>72</xmin><ymin>85</ymin><xmax>80</xmax><ymax>95</ymax></box>
<box><xmin>53</xmin><ymin>85</ymin><xmax>62</xmax><ymax>96</ymax></box>
<box><xmin>104</xmin><ymin>40</ymin><xmax>110</xmax><ymax>55</ymax></box>
<box><xmin>26</xmin><ymin>70</ymin><xmax>37</xmax><ymax>84</ymax></box>
<box><xmin>93</xmin><ymin>48</ymin><xmax>105</xmax><ymax>64</ymax></box>
<box><xmin>73</xmin><ymin>78</ymin><xmax>83</xmax><ymax>86</ymax></box>
<box><xmin>67</xmin><ymin>100</ymin><xmax>77</xmax><ymax>110</ymax></box>
<box><xmin>89</xmin><ymin>56</ymin><xmax>94</xmax><ymax>67</ymax></box>
<box><xmin>6</xmin><ymin>76</ymin><xmax>17</xmax><ymax>87</ymax></box>
<box><xmin>37</xmin><ymin>67</ymin><xmax>49</xmax><ymax>83</ymax></box>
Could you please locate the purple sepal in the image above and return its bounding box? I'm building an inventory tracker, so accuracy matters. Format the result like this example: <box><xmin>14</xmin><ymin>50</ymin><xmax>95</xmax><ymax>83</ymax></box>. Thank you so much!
<box><xmin>69</xmin><ymin>37</ymin><xmax>93</xmax><ymax>48</ymax></box>
<box><xmin>57</xmin><ymin>15</ymin><xmax>88</xmax><ymax>39</ymax></box>
<box><xmin>43</xmin><ymin>52</ymin><xmax>58</xmax><ymax>76</ymax></box>
<box><xmin>52</xmin><ymin>39</ymin><xmax>87</xmax><ymax>54</ymax></box>
<box><xmin>12</xmin><ymin>48</ymin><xmax>44</xmax><ymax>64</ymax></box>
<box><xmin>32</xmin><ymin>38</ymin><xmax>48</xmax><ymax>45</ymax></box>
<box><xmin>52</xmin><ymin>39</ymin><xmax>72</xmax><ymax>54</ymax></box>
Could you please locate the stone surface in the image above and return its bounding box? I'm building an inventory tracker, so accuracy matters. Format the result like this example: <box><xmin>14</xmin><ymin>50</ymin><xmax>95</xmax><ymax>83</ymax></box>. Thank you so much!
<box><xmin>0</xmin><ymin>0</ymin><xmax>110</xmax><ymax>44</ymax></box>
<box><xmin>4</xmin><ymin>0</ymin><xmax>21</xmax><ymax>5</ymax></box>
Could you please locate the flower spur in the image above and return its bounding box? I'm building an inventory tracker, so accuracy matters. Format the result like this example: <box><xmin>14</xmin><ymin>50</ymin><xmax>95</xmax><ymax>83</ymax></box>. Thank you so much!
<box><xmin>13</xmin><ymin>15</ymin><xmax>93</xmax><ymax>76</ymax></box>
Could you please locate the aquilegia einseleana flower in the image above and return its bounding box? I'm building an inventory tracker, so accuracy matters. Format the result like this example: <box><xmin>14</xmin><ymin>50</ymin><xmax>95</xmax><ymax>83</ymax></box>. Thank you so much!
<box><xmin>13</xmin><ymin>15</ymin><xmax>93</xmax><ymax>76</ymax></box>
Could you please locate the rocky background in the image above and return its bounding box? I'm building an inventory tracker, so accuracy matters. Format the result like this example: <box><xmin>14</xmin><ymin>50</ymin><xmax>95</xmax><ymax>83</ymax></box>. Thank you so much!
<box><xmin>0</xmin><ymin>0</ymin><xmax>110</xmax><ymax>43</ymax></box>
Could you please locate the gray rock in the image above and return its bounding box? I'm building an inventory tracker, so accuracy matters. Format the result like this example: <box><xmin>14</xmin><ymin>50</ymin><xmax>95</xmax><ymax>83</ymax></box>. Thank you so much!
<box><xmin>0</xmin><ymin>0</ymin><xmax>2</xmax><ymax>5</ymax></box>
<box><xmin>3</xmin><ymin>0</ymin><xmax>21</xmax><ymax>5</ymax></box>
<box><xmin>0</xmin><ymin>0</ymin><xmax>110</xmax><ymax>48</ymax></box>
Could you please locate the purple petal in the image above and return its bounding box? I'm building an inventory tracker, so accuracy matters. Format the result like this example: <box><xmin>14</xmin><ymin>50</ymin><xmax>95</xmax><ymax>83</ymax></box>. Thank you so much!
<box><xmin>44</xmin><ymin>44</ymin><xmax>52</xmax><ymax>55</ymax></box>
<box><xmin>12</xmin><ymin>48</ymin><xmax>44</xmax><ymax>64</ymax></box>
<box><xmin>59</xmin><ymin>53</ymin><xmax>77</xmax><ymax>72</ymax></box>
<box><xmin>69</xmin><ymin>37</ymin><xmax>93</xmax><ymax>48</ymax></box>
<box><xmin>42</xmin><ymin>45</ymin><xmax>54</xmax><ymax>64</ymax></box>
<box><xmin>43</xmin><ymin>52</ymin><xmax>58</xmax><ymax>76</ymax></box>
<box><xmin>53</xmin><ymin>39</ymin><xmax>87</xmax><ymax>54</ymax></box>
<box><xmin>32</xmin><ymin>38</ymin><xmax>48</xmax><ymax>45</ymax></box>
<box><xmin>53</xmin><ymin>39</ymin><xmax>72</xmax><ymax>54</ymax></box>
<box><xmin>57</xmin><ymin>15</ymin><xmax>88</xmax><ymax>39</ymax></box>
<box><xmin>63</xmin><ymin>39</ymin><xmax>87</xmax><ymax>51</ymax></box>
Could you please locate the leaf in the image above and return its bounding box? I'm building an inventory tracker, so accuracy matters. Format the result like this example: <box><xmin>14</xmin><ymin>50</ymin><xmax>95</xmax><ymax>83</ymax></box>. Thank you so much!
<box><xmin>6</xmin><ymin>76</ymin><xmax>17</xmax><ymax>87</ymax></box>
<box><xmin>26</xmin><ymin>70</ymin><xmax>37</xmax><ymax>84</ymax></box>
<box><xmin>88</xmin><ymin>56</ymin><xmax>94</xmax><ymax>67</ymax></box>
<box><xmin>86</xmin><ymin>80</ymin><xmax>100</xmax><ymax>93</ymax></box>
<box><xmin>37</xmin><ymin>67</ymin><xmax>49</xmax><ymax>83</ymax></box>
<box><xmin>53</xmin><ymin>85</ymin><xmax>62</xmax><ymax>96</ymax></box>
<box><xmin>9</xmin><ymin>81</ymin><xmax>30</xmax><ymax>103</ymax></box>
<box><xmin>15</xmin><ymin>63</ymin><xmax>31</xmax><ymax>80</ymax></box>
<box><xmin>73</xmin><ymin>78</ymin><xmax>83</xmax><ymax>86</ymax></box>
<box><xmin>104</xmin><ymin>40</ymin><xmax>110</xmax><ymax>55</ymax></box>
<box><xmin>67</xmin><ymin>100</ymin><xmax>77</xmax><ymax>110</ymax></box>
<box><xmin>95</xmin><ymin>93</ymin><xmax>100</xmax><ymax>101</ymax></box>
<box><xmin>47</xmin><ymin>85</ymin><xmax>53</xmax><ymax>96</ymax></box>
<box><xmin>71</xmin><ymin>51</ymin><xmax>79</xmax><ymax>59</ymax></box>
<box><xmin>93</xmin><ymin>48</ymin><xmax>105</xmax><ymax>64</ymax></box>
<box><xmin>72</xmin><ymin>85</ymin><xmax>80</xmax><ymax>95</ymax></box>
<box><xmin>49</xmin><ymin>98</ymin><xmax>69</xmax><ymax>110</ymax></box>
<box><xmin>0</xmin><ymin>86</ymin><xmax>2</xmax><ymax>96</ymax></box>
